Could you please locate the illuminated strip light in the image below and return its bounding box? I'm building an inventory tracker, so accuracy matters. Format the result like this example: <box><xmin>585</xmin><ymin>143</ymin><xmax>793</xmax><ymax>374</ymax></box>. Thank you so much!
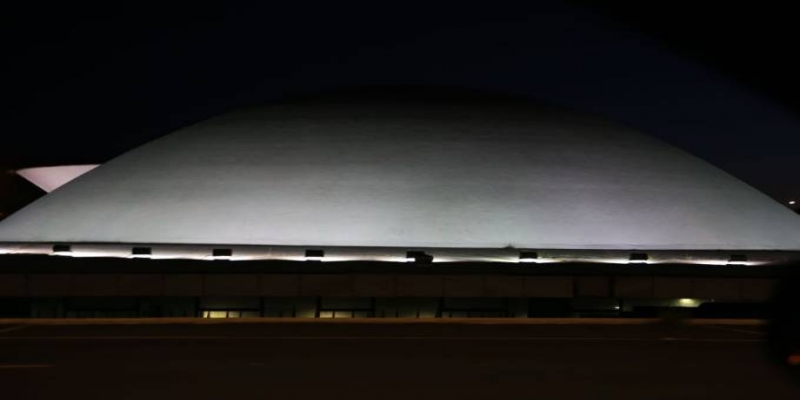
<box><xmin>129</xmin><ymin>246</ymin><xmax>152</xmax><ymax>259</ymax></box>
<box><xmin>628</xmin><ymin>253</ymin><xmax>649</xmax><ymax>264</ymax></box>
<box><xmin>590</xmin><ymin>258</ymin><xmax>636</xmax><ymax>265</ymax></box>
<box><xmin>727</xmin><ymin>254</ymin><xmax>748</xmax><ymax>266</ymax></box>
<box><xmin>518</xmin><ymin>251</ymin><xmax>539</xmax><ymax>263</ymax></box>
<box><xmin>1</xmin><ymin>245</ymin><xmax>782</xmax><ymax>265</ymax></box>
<box><xmin>305</xmin><ymin>249</ymin><xmax>324</xmax><ymax>262</ymax></box>
<box><xmin>70</xmin><ymin>250</ymin><xmax>126</xmax><ymax>258</ymax></box>
<box><xmin>378</xmin><ymin>256</ymin><xmax>415</xmax><ymax>263</ymax></box>
<box><xmin>203</xmin><ymin>311</ymin><xmax>230</xmax><ymax>319</ymax></box>
<box><xmin>52</xmin><ymin>244</ymin><xmax>72</xmax><ymax>256</ymax></box>
<box><xmin>690</xmin><ymin>259</ymin><xmax>734</xmax><ymax>266</ymax></box>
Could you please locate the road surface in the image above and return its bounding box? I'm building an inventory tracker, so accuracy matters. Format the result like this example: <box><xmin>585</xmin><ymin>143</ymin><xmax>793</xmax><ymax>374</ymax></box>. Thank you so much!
<box><xmin>0</xmin><ymin>320</ymin><xmax>797</xmax><ymax>399</ymax></box>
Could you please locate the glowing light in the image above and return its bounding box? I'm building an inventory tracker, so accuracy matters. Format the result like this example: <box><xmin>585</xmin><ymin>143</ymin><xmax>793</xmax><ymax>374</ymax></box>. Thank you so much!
<box><xmin>727</xmin><ymin>254</ymin><xmax>748</xmax><ymax>266</ymax></box>
<box><xmin>628</xmin><ymin>253</ymin><xmax>649</xmax><ymax>264</ymax></box>
<box><xmin>71</xmin><ymin>251</ymin><xmax>124</xmax><ymax>258</ymax></box>
<box><xmin>692</xmin><ymin>259</ymin><xmax>731</xmax><ymax>266</ymax></box>
<box><xmin>790</xmin><ymin>200</ymin><xmax>796</xmax><ymax>205</ymax></box>
<box><xmin>203</xmin><ymin>311</ymin><xmax>229</xmax><ymax>318</ymax></box>
<box><xmin>518</xmin><ymin>257</ymin><xmax>561</xmax><ymax>264</ymax></box>
<box><xmin>0</xmin><ymin>243</ymin><xmax>787</xmax><ymax>266</ymax></box>
<box><xmin>519</xmin><ymin>251</ymin><xmax>538</xmax><ymax>263</ymax></box>
<box><xmin>320</xmin><ymin>256</ymin><xmax>376</xmax><ymax>262</ymax></box>
<box><xmin>788</xmin><ymin>354</ymin><xmax>800</xmax><ymax>366</ymax></box>
<box><xmin>677</xmin><ymin>298</ymin><xmax>700</xmax><ymax>307</ymax></box>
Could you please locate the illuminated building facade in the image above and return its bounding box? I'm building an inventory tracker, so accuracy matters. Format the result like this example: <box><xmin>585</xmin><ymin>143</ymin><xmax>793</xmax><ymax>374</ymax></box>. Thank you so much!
<box><xmin>0</xmin><ymin>91</ymin><xmax>797</xmax><ymax>318</ymax></box>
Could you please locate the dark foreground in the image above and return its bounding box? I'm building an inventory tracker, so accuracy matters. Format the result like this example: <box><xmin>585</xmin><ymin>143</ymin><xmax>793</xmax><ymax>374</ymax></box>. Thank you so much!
<box><xmin>0</xmin><ymin>320</ymin><xmax>797</xmax><ymax>400</ymax></box>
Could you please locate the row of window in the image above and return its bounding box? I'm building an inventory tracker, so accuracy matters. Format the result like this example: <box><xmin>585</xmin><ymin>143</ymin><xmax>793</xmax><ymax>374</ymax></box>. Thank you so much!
<box><xmin>4</xmin><ymin>296</ymin><xmax>764</xmax><ymax>319</ymax></box>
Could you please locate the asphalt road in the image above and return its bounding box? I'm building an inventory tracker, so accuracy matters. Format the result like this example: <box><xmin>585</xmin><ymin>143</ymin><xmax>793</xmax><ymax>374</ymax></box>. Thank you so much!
<box><xmin>0</xmin><ymin>321</ymin><xmax>797</xmax><ymax>400</ymax></box>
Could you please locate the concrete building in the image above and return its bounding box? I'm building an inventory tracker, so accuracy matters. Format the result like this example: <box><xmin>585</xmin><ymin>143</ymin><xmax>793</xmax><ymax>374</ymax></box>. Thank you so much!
<box><xmin>0</xmin><ymin>89</ymin><xmax>798</xmax><ymax>318</ymax></box>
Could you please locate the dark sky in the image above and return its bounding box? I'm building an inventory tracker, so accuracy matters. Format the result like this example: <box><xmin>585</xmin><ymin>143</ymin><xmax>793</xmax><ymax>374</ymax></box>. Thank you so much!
<box><xmin>2</xmin><ymin>1</ymin><xmax>798</xmax><ymax>213</ymax></box>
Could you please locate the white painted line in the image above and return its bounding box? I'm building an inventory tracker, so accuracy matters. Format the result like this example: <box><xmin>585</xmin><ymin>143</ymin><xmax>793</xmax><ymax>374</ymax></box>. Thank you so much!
<box><xmin>0</xmin><ymin>336</ymin><xmax>762</xmax><ymax>342</ymax></box>
<box><xmin>0</xmin><ymin>325</ymin><xmax>29</xmax><ymax>334</ymax></box>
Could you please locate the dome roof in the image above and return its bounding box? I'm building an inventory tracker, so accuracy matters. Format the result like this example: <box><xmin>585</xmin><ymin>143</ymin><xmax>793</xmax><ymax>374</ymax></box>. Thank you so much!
<box><xmin>1</xmin><ymin>92</ymin><xmax>799</xmax><ymax>252</ymax></box>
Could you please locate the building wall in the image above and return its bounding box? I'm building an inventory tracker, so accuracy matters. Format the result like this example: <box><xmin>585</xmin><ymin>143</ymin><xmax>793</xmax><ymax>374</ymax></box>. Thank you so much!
<box><xmin>0</xmin><ymin>273</ymin><xmax>779</xmax><ymax>301</ymax></box>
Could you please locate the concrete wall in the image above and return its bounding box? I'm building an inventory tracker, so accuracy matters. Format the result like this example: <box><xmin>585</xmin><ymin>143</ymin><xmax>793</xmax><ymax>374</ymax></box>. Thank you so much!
<box><xmin>0</xmin><ymin>274</ymin><xmax>779</xmax><ymax>301</ymax></box>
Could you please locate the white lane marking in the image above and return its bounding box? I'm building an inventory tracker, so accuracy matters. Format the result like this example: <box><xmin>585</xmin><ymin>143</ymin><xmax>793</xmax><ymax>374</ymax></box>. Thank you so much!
<box><xmin>0</xmin><ymin>364</ymin><xmax>54</xmax><ymax>369</ymax></box>
<box><xmin>0</xmin><ymin>336</ymin><xmax>761</xmax><ymax>342</ymax></box>
<box><xmin>0</xmin><ymin>325</ymin><xmax>29</xmax><ymax>334</ymax></box>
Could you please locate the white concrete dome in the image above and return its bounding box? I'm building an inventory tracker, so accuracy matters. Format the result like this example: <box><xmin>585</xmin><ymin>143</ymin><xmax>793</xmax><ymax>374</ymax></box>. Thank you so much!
<box><xmin>1</xmin><ymin>91</ymin><xmax>799</xmax><ymax>254</ymax></box>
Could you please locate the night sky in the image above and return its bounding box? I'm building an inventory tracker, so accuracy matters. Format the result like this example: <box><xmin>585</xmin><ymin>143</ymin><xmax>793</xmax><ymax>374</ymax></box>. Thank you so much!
<box><xmin>2</xmin><ymin>1</ymin><xmax>798</xmax><ymax>215</ymax></box>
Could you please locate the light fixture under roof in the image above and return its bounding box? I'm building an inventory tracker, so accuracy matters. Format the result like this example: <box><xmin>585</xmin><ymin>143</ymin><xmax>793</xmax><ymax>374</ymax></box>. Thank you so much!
<box><xmin>518</xmin><ymin>251</ymin><xmax>539</xmax><ymax>263</ymax></box>
<box><xmin>52</xmin><ymin>244</ymin><xmax>72</xmax><ymax>256</ymax></box>
<box><xmin>677</xmin><ymin>298</ymin><xmax>701</xmax><ymax>307</ymax></box>
<box><xmin>305</xmin><ymin>249</ymin><xmax>324</xmax><ymax>261</ymax></box>
<box><xmin>130</xmin><ymin>246</ymin><xmax>152</xmax><ymax>259</ymax></box>
<box><xmin>628</xmin><ymin>253</ymin><xmax>649</xmax><ymax>263</ymax></box>
<box><xmin>212</xmin><ymin>248</ymin><xmax>233</xmax><ymax>260</ymax></box>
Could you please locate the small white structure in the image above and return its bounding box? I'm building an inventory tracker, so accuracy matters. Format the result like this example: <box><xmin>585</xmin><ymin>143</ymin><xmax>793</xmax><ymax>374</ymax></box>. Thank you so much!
<box><xmin>17</xmin><ymin>165</ymin><xmax>99</xmax><ymax>193</ymax></box>
<box><xmin>1</xmin><ymin>93</ymin><xmax>799</xmax><ymax>261</ymax></box>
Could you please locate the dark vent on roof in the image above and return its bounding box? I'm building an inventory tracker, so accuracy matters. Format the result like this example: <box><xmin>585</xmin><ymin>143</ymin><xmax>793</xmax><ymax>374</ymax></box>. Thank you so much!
<box><xmin>629</xmin><ymin>253</ymin><xmax>649</xmax><ymax>262</ymax></box>
<box><xmin>728</xmin><ymin>254</ymin><xmax>748</xmax><ymax>263</ymax></box>
<box><xmin>305</xmin><ymin>249</ymin><xmax>324</xmax><ymax>260</ymax></box>
<box><xmin>212</xmin><ymin>248</ymin><xmax>232</xmax><ymax>258</ymax></box>
<box><xmin>52</xmin><ymin>244</ymin><xmax>71</xmax><ymax>253</ymax></box>
<box><xmin>132</xmin><ymin>247</ymin><xmax>152</xmax><ymax>256</ymax></box>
